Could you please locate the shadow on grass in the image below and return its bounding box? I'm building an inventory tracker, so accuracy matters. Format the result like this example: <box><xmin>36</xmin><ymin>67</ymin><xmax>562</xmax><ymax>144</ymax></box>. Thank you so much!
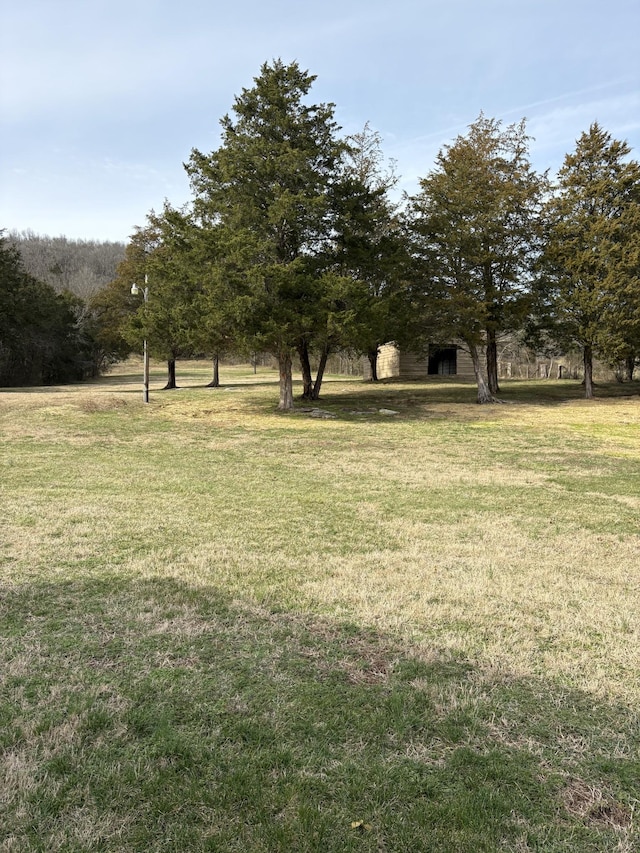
<box><xmin>301</xmin><ymin>378</ymin><xmax>640</xmax><ymax>421</ymax></box>
<box><xmin>4</xmin><ymin>375</ymin><xmax>639</xmax><ymax>421</ymax></box>
<box><xmin>2</xmin><ymin>574</ymin><xmax>638</xmax><ymax>852</ymax></box>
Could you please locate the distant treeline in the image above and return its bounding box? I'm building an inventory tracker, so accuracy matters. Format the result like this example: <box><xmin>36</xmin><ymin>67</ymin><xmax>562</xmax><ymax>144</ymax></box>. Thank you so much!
<box><xmin>8</xmin><ymin>231</ymin><xmax>126</xmax><ymax>300</ymax></box>
<box><xmin>1</xmin><ymin>232</ymin><xmax>130</xmax><ymax>387</ymax></box>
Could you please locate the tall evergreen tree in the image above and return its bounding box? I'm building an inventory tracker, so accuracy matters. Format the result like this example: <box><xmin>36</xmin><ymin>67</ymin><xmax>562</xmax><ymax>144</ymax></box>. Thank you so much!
<box><xmin>185</xmin><ymin>221</ymin><xmax>236</xmax><ymax>388</ymax></box>
<box><xmin>185</xmin><ymin>60</ymin><xmax>345</xmax><ymax>410</ymax></box>
<box><xmin>91</xmin><ymin>211</ymin><xmax>198</xmax><ymax>389</ymax></box>
<box><xmin>408</xmin><ymin>115</ymin><xmax>547</xmax><ymax>402</ymax></box>
<box><xmin>140</xmin><ymin>205</ymin><xmax>200</xmax><ymax>389</ymax></box>
<box><xmin>542</xmin><ymin>123</ymin><xmax>640</xmax><ymax>398</ymax></box>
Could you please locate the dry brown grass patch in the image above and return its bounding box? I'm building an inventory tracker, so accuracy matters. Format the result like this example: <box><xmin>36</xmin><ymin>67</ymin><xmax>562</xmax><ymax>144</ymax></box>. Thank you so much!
<box><xmin>561</xmin><ymin>778</ymin><xmax>634</xmax><ymax>829</ymax></box>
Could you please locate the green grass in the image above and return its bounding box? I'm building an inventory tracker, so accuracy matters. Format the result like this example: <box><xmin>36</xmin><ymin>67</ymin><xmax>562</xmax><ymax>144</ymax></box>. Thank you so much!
<box><xmin>1</xmin><ymin>361</ymin><xmax>639</xmax><ymax>851</ymax></box>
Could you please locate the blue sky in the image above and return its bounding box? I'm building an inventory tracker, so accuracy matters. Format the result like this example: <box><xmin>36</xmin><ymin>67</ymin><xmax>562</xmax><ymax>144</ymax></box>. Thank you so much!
<box><xmin>1</xmin><ymin>0</ymin><xmax>638</xmax><ymax>243</ymax></box>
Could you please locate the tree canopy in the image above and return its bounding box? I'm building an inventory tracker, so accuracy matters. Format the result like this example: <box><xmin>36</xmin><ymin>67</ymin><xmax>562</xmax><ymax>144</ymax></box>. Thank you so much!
<box><xmin>541</xmin><ymin>123</ymin><xmax>640</xmax><ymax>398</ymax></box>
<box><xmin>186</xmin><ymin>60</ymin><xmax>346</xmax><ymax>409</ymax></box>
<box><xmin>407</xmin><ymin>115</ymin><xmax>547</xmax><ymax>402</ymax></box>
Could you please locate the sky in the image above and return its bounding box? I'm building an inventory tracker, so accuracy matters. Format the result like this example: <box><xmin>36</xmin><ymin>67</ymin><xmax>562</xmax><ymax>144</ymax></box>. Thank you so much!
<box><xmin>1</xmin><ymin>0</ymin><xmax>639</xmax><ymax>244</ymax></box>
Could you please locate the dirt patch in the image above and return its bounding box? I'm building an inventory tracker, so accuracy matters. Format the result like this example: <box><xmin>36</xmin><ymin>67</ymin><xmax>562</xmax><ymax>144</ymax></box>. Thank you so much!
<box><xmin>561</xmin><ymin>777</ymin><xmax>633</xmax><ymax>828</ymax></box>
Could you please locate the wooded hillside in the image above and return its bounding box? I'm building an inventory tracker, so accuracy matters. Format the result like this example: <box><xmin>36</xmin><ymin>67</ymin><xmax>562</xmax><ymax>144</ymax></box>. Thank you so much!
<box><xmin>8</xmin><ymin>230</ymin><xmax>125</xmax><ymax>299</ymax></box>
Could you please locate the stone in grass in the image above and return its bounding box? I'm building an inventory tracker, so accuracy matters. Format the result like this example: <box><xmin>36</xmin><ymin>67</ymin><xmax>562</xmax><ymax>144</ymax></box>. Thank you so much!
<box><xmin>310</xmin><ymin>408</ymin><xmax>337</xmax><ymax>419</ymax></box>
<box><xmin>378</xmin><ymin>408</ymin><xmax>399</xmax><ymax>415</ymax></box>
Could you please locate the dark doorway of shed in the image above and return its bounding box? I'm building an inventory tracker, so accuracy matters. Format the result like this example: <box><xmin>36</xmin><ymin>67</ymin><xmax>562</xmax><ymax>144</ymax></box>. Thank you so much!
<box><xmin>428</xmin><ymin>346</ymin><xmax>457</xmax><ymax>376</ymax></box>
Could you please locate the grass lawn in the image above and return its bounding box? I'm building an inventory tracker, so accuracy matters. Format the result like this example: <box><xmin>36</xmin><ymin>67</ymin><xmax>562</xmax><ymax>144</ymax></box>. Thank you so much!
<box><xmin>1</xmin><ymin>360</ymin><xmax>639</xmax><ymax>852</ymax></box>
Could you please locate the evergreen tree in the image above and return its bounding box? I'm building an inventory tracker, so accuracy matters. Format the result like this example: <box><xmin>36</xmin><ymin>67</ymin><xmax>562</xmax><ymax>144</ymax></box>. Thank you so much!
<box><xmin>140</xmin><ymin>205</ymin><xmax>200</xmax><ymax>389</ymax></box>
<box><xmin>186</xmin><ymin>60</ymin><xmax>345</xmax><ymax>410</ymax></box>
<box><xmin>542</xmin><ymin>123</ymin><xmax>640</xmax><ymax>398</ymax></box>
<box><xmin>408</xmin><ymin>115</ymin><xmax>547</xmax><ymax>402</ymax></box>
<box><xmin>106</xmin><ymin>209</ymin><xmax>198</xmax><ymax>390</ymax></box>
<box><xmin>185</xmin><ymin>221</ymin><xmax>236</xmax><ymax>388</ymax></box>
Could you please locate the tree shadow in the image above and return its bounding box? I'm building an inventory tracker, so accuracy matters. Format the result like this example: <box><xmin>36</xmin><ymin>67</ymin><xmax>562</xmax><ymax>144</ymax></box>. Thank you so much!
<box><xmin>307</xmin><ymin>377</ymin><xmax>640</xmax><ymax>420</ymax></box>
<box><xmin>2</xmin><ymin>573</ymin><xmax>638</xmax><ymax>852</ymax></box>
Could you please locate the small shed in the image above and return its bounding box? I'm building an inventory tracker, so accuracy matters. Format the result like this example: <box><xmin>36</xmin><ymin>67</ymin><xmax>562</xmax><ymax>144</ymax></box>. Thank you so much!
<box><xmin>365</xmin><ymin>343</ymin><xmax>475</xmax><ymax>381</ymax></box>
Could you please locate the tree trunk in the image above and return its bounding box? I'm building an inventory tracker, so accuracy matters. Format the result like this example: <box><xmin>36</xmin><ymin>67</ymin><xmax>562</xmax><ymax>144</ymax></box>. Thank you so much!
<box><xmin>583</xmin><ymin>344</ymin><xmax>594</xmax><ymax>399</ymax></box>
<box><xmin>297</xmin><ymin>341</ymin><xmax>314</xmax><ymax>400</ymax></box>
<box><xmin>625</xmin><ymin>354</ymin><xmax>635</xmax><ymax>382</ymax></box>
<box><xmin>311</xmin><ymin>344</ymin><xmax>330</xmax><ymax>400</ymax></box>
<box><xmin>163</xmin><ymin>358</ymin><xmax>177</xmax><ymax>390</ymax></box>
<box><xmin>486</xmin><ymin>329</ymin><xmax>500</xmax><ymax>394</ymax></box>
<box><xmin>469</xmin><ymin>342</ymin><xmax>495</xmax><ymax>404</ymax></box>
<box><xmin>207</xmin><ymin>354</ymin><xmax>220</xmax><ymax>387</ymax></box>
<box><xmin>278</xmin><ymin>350</ymin><xmax>294</xmax><ymax>411</ymax></box>
<box><xmin>367</xmin><ymin>348</ymin><xmax>379</xmax><ymax>382</ymax></box>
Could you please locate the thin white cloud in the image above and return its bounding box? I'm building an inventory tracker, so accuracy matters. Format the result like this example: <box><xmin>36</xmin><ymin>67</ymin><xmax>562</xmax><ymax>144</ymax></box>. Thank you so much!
<box><xmin>527</xmin><ymin>92</ymin><xmax>640</xmax><ymax>171</ymax></box>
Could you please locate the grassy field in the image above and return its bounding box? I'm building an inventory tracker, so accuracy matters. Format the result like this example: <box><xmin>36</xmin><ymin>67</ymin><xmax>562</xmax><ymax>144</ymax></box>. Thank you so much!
<box><xmin>1</xmin><ymin>360</ymin><xmax>639</xmax><ymax>852</ymax></box>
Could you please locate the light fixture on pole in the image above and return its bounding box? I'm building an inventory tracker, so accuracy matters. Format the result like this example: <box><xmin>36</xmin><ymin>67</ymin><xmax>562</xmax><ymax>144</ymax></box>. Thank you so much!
<box><xmin>131</xmin><ymin>274</ymin><xmax>150</xmax><ymax>403</ymax></box>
